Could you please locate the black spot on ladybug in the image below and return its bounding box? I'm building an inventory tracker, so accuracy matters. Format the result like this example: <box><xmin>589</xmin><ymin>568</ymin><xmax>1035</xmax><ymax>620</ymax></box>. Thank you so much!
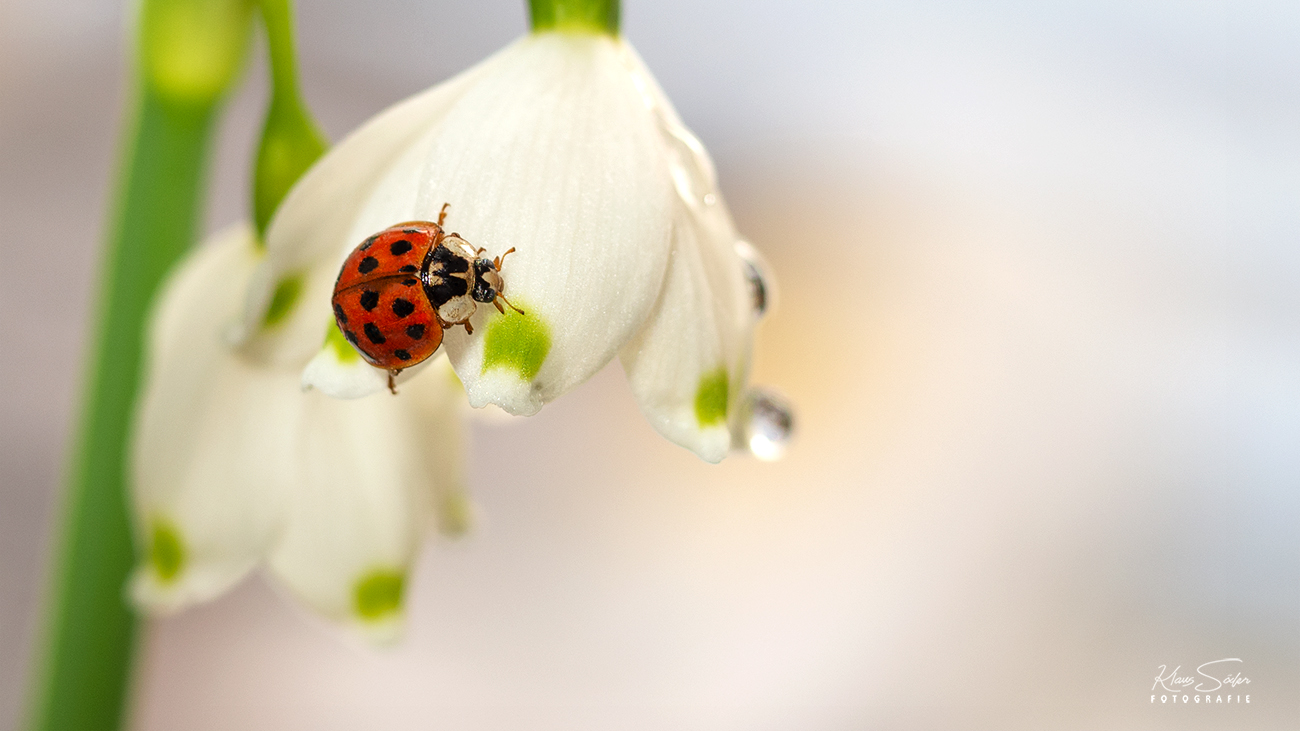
<box><xmin>333</xmin><ymin>302</ymin><xmax>348</xmax><ymax>325</ymax></box>
<box><xmin>399</xmin><ymin>264</ymin><xmax>417</xmax><ymax>273</ymax></box>
<box><xmin>391</xmin><ymin>298</ymin><xmax>416</xmax><ymax>318</ymax></box>
<box><xmin>359</xmin><ymin>236</ymin><xmax>377</xmax><ymax>251</ymax></box>
<box><xmin>402</xmin><ymin>278</ymin><xmax>418</xmax><ymax>286</ymax></box>
<box><xmin>394</xmin><ymin>349</ymin><xmax>413</xmax><ymax>361</ymax></box>
<box><xmin>406</xmin><ymin>323</ymin><xmax>425</xmax><ymax>339</ymax></box>
<box><xmin>363</xmin><ymin>323</ymin><xmax>386</xmax><ymax>344</ymax></box>
<box><xmin>358</xmin><ymin>256</ymin><xmax>379</xmax><ymax>274</ymax></box>
<box><xmin>359</xmin><ymin>290</ymin><xmax>380</xmax><ymax>311</ymax></box>
<box><xmin>344</xmin><ymin>329</ymin><xmax>359</xmax><ymax>345</ymax></box>
<box><xmin>389</xmin><ymin>239</ymin><xmax>413</xmax><ymax>256</ymax></box>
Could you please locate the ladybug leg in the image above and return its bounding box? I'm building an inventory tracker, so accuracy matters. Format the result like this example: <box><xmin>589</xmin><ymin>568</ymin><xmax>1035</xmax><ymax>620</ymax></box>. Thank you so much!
<box><xmin>437</xmin><ymin>203</ymin><xmax>450</xmax><ymax>227</ymax></box>
<box><xmin>388</xmin><ymin>370</ymin><xmax>400</xmax><ymax>395</ymax></box>
<box><xmin>493</xmin><ymin>299</ymin><xmax>506</xmax><ymax>315</ymax></box>
<box><xmin>461</xmin><ymin>320</ymin><xmax>474</xmax><ymax>335</ymax></box>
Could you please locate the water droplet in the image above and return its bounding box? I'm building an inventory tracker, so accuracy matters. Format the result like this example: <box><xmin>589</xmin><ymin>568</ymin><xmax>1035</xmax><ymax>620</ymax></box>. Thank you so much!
<box><xmin>657</xmin><ymin>116</ymin><xmax>717</xmax><ymax>209</ymax></box>
<box><xmin>737</xmin><ymin>388</ymin><xmax>794</xmax><ymax>460</ymax></box>
<box><xmin>618</xmin><ymin>47</ymin><xmax>721</xmax><ymax>210</ymax></box>
<box><xmin>734</xmin><ymin>239</ymin><xmax>776</xmax><ymax>318</ymax></box>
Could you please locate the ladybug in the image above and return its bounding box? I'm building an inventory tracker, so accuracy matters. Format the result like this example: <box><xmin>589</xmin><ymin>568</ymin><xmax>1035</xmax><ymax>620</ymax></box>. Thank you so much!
<box><xmin>331</xmin><ymin>203</ymin><xmax>523</xmax><ymax>393</ymax></box>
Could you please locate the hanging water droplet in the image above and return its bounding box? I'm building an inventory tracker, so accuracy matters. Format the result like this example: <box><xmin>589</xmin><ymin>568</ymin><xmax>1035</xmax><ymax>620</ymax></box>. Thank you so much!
<box><xmin>737</xmin><ymin>388</ymin><xmax>794</xmax><ymax>460</ymax></box>
<box><xmin>734</xmin><ymin>239</ymin><xmax>776</xmax><ymax>318</ymax></box>
<box><xmin>657</xmin><ymin>116</ymin><xmax>717</xmax><ymax>209</ymax></box>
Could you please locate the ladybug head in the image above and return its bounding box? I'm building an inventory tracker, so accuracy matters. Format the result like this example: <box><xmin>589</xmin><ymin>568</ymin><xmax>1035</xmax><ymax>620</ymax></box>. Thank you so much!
<box><xmin>476</xmin><ymin>248</ymin><xmax>525</xmax><ymax>317</ymax></box>
<box><xmin>471</xmin><ymin>258</ymin><xmax>503</xmax><ymax>303</ymax></box>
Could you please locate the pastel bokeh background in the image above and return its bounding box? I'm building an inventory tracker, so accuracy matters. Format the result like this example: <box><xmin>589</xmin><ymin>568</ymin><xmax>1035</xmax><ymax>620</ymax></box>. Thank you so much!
<box><xmin>3</xmin><ymin>1</ymin><xmax>1299</xmax><ymax>729</ymax></box>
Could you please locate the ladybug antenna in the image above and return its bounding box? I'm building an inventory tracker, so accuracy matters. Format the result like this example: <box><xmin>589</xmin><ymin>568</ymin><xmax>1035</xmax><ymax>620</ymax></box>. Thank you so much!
<box><xmin>494</xmin><ymin>247</ymin><xmax>517</xmax><ymax>271</ymax></box>
<box><xmin>437</xmin><ymin>202</ymin><xmax>450</xmax><ymax>228</ymax></box>
<box><xmin>497</xmin><ymin>294</ymin><xmax>525</xmax><ymax>316</ymax></box>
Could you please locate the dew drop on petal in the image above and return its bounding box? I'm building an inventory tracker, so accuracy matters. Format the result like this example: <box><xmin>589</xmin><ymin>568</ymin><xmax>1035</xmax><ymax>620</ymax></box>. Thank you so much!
<box><xmin>734</xmin><ymin>239</ymin><xmax>777</xmax><ymax>318</ymax></box>
<box><xmin>736</xmin><ymin>388</ymin><xmax>794</xmax><ymax>460</ymax></box>
<box><xmin>658</xmin><ymin>117</ymin><xmax>717</xmax><ymax>209</ymax></box>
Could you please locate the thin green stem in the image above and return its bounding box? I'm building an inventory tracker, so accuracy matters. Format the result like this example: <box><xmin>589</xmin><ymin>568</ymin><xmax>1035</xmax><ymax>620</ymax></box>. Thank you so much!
<box><xmin>529</xmin><ymin>0</ymin><xmax>619</xmax><ymax>35</ymax></box>
<box><xmin>258</xmin><ymin>0</ymin><xmax>302</xmax><ymax>96</ymax></box>
<box><xmin>26</xmin><ymin>90</ymin><xmax>218</xmax><ymax>731</ymax></box>
<box><xmin>253</xmin><ymin>0</ymin><xmax>327</xmax><ymax>239</ymax></box>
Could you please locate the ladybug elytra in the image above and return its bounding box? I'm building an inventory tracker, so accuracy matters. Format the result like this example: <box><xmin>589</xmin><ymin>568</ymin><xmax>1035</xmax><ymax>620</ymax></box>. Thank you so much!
<box><xmin>331</xmin><ymin>203</ymin><xmax>523</xmax><ymax>393</ymax></box>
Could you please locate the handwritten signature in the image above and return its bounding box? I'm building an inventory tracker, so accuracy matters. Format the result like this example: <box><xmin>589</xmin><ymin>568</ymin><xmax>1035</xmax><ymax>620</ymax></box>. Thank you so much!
<box><xmin>1152</xmin><ymin>658</ymin><xmax>1251</xmax><ymax>692</ymax></box>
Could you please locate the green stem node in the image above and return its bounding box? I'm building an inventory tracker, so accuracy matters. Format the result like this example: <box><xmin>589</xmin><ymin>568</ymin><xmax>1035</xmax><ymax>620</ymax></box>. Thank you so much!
<box><xmin>529</xmin><ymin>0</ymin><xmax>620</xmax><ymax>35</ymax></box>
<box><xmin>253</xmin><ymin>0</ymin><xmax>328</xmax><ymax>239</ymax></box>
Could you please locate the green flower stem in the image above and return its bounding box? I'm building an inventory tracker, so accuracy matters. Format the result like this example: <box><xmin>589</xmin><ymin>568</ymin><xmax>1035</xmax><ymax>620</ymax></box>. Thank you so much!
<box><xmin>27</xmin><ymin>88</ymin><xmax>219</xmax><ymax>731</ymax></box>
<box><xmin>27</xmin><ymin>1</ymin><xmax>252</xmax><ymax>729</ymax></box>
<box><xmin>253</xmin><ymin>0</ymin><xmax>327</xmax><ymax>239</ymax></box>
<box><xmin>529</xmin><ymin>0</ymin><xmax>619</xmax><ymax>35</ymax></box>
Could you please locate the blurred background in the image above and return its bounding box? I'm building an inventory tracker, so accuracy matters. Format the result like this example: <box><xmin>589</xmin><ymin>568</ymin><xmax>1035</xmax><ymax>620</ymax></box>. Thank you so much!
<box><xmin>3</xmin><ymin>1</ymin><xmax>1300</xmax><ymax>729</ymax></box>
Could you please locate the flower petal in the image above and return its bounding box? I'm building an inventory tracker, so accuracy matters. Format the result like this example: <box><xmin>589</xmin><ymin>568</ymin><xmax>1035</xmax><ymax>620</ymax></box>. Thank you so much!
<box><xmin>266</xmin><ymin>368</ymin><xmax>463</xmax><ymax>640</ymax></box>
<box><xmin>235</xmin><ymin>47</ymin><xmax>509</xmax><ymax>368</ymax></box>
<box><xmin>420</xmin><ymin>33</ymin><xmax>675</xmax><ymax>415</ymax></box>
<box><xmin>619</xmin><ymin>198</ymin><xmax>755</xmax><ymax>463</ymax></box>
<box><xmin>130</xmin><ymin>225</ymin><xmax>297</xmax><ymax>612</ymax></box>
<box><xmin>401</xmin><ymin>358</ymin><xmax>473</xmax><ymax>537</ymax></box>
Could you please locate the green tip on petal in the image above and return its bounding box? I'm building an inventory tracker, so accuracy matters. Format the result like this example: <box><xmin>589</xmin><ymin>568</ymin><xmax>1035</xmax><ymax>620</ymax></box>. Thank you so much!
<box><xmin>149</xmin><ymin>519</ymin><xmax>186</xmax><ymax>583</ymax></box>
<box><xmin>324</xmin><ymin>321</ymin><xmax>361</xmax><ymax>363</ymax></box>
<box><xmin>481</xmin><ymin>304</ymin><xmax>550</xmax><ymax>382</ymax></box>
<box><xmin>438</xmin><ymin>493</ymin><xmax>473</xmax><ymax>538</ymax></box>
<box><xmin>261</xmin><ymin>273</ymin><xmax>303</xmax><ymax>328</ymax></box>
<box><xmin>695</xmin><ymin>368</ymin><xmax>730</xmax><ymax>427</ymax></box>
<box><xmin>353</xmin><ymin>569</ymin><xmax>405</xmax><ymax>620</ymax></box>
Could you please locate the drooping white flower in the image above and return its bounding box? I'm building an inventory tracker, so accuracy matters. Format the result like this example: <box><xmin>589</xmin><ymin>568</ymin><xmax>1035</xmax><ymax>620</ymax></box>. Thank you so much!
<box><xmin>129</xmin><ymin>224</ymin><xmax>469</xmax><ymax>639</ymax></box>
<box><xmin>237</xmin><ymin>30</ymin><xmax>778</xmax><ymax>463</ymax></box>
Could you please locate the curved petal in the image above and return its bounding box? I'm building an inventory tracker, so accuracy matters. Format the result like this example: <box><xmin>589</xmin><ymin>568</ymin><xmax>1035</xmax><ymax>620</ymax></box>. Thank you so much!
<box><xmin>130</xmin><ymin>225</ymin><xmax>297</xmax><ymax>612</ymax></box>
<box><xmin>423</xmin><ymin>33</ymin><xmax>675</xmax><ymax>415</ymax></box>
<box><xmin>619</xmin><ymin>197</ymin><xmax>755</xmax><ymax>463</ymax></box>
<box><xmin>235</xmin><ymin>46</ymin><xmax>511</xmax><ymax>369</ymax></box>
<box><xmin>266</xmin><ymin>369</ymin><xmax>464</xmax><ymax>640</ymax></box>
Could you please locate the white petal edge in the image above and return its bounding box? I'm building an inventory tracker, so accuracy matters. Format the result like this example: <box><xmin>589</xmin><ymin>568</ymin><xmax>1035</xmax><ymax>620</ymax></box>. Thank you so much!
<box><xmin>300</xmin><ymin>321</ymin><xmax>432</xmax><ymax>400</ymax></box>
<box><xmin>130</xmin><ymin>225</ymin><xmax>298</xmax><ymax>612</ymax></box>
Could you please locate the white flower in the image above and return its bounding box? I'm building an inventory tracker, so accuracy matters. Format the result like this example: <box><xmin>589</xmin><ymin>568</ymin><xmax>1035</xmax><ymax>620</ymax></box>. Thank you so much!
<box><xmin>129</xmin><ymin>224</ymin><xmax>469</xmax><ymax>639</ymax></box>
<box><xmin>237</xmin><ymin>30</ymin><xmax>775</xmax><ymax>463</ymax></box>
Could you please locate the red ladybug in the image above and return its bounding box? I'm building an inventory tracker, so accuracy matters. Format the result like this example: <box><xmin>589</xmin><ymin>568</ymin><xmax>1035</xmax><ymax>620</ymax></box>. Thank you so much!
<box><xmin>331</xmin><ymin>203</ymin><xmax>522</xmax><ymax>392</ymax></box>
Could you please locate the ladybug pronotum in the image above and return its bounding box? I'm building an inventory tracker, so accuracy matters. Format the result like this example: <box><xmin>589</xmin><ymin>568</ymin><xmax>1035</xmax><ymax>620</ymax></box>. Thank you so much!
<box><xmin>331</xmin><ymin>203</ymin><xmax>523</xmax><ymax>393</ymax></box>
